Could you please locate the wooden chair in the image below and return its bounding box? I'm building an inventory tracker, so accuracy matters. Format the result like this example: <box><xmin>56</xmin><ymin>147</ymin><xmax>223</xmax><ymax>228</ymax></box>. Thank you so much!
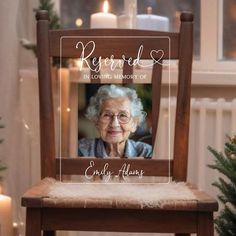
<box><xmin>22</xmin><ymin>10</ymin><xmax>218</xmax><ymax>236</ymax></box>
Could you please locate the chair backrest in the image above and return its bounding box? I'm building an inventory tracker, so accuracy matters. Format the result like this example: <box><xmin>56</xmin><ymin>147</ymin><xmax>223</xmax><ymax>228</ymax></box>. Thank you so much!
<box><xmin>36</xmin><ymin>10</ymin><xmax>193</xmax><ymax>182</ymax></box>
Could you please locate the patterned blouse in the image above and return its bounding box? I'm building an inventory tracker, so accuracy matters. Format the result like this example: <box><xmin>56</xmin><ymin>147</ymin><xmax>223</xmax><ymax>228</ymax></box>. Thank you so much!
<box><xmin>78</xmin><ymin>138</ymin><xmax>152</xmax><ymax>158</ymax></box>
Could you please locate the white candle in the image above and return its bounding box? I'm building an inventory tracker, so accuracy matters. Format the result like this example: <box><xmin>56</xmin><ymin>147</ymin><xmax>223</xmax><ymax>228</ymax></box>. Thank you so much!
<box><xmin>118</xmin><ymin>15</ymin><xmax>132</xmax><ymax>29</ymax></box>
<box><xmin>118</xmin><ymin>0</ymin><xmax>137</xmax><ymax>28</ymax></box>
<box><xmin>137</xmin><ymin>7</ymin><xmax>169</xmax><ymax>31</ymax></box>
<box><xmin>0</xmin><ymin>194</ymin><xmax>13</xmax><ymax>236</ymax></box>
<box><xmin>90</xmin><ymin>0</ymin><xmax>117</xmax><ymax>28</ymax></box>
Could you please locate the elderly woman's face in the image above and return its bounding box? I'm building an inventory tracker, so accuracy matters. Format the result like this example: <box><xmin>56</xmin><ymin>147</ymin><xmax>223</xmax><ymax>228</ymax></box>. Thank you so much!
<box><xmin>96</xmin><ymin>97</ymin><xmax>138</xmax><ymax>144</ymax></box>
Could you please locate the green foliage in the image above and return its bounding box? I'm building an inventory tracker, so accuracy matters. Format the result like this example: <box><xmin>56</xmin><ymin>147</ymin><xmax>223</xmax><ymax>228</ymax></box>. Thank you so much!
<box><xmin>34</xmin><ymin>0</ymin><xmax>61</xmax><ymax>30</ymax></box>
<box><xmin>208</xmin><ymin>135</ymin><xmax>236</xmax><ymax>236</ymax></box>
<box><xmin>136</xmin><ymin>85</ymin><xmax>152</xmax><ymax>113</ymax></box>
<box><xmin>36</xmin><ymin>0</ymin><xmax>68</xmax><ymax>67</ymax></box>
<box><xmin>0</xmin><ymin>161</ymin><xmax>6</xmax><ymax>182</ymax></box>
<box><xmin>0</xmin><ymin>117</ymin><xmax>6</xmax><ymax>182</ymax></box>
<box><xmin>21</xmin><ymin>0</ymin><xmax>68</xmax><ymax>67</ymax></box>
<box><xmin>0</xmin><ymin>116</ymin><xmax>4</xmax><ymax>144</ymax></box>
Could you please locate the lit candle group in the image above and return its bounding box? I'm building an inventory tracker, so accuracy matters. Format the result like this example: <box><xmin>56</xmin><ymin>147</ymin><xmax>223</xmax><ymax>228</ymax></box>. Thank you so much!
<box><xmin>90</xmin><ymin>1</ymin><xmax>169</xmax><ymax>31</ymax></box>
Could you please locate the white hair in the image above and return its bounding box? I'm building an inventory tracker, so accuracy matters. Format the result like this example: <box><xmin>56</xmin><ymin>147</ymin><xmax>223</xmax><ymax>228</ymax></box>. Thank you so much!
<box><xmin>85</xmin><ymin>85</ymin><xmax>146</xmax><ymax>125</ymax></box>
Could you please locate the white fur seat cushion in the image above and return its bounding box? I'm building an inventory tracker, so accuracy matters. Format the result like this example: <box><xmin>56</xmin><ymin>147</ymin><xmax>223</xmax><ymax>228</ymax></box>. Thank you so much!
<box><xmin>38</xmin><ymin>178</ymin><xmax>200</xmax><ymax>210</ymax></box>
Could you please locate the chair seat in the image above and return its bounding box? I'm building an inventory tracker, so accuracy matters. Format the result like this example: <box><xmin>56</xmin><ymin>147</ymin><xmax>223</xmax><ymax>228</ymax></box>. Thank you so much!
<box><xmin>22</xmin><ymin>178</ymin><xmax>218</xmax><ymax>212</ymax></box>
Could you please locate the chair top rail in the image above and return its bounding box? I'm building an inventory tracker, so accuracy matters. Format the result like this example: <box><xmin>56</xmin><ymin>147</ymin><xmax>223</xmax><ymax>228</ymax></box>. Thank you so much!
<box><xmin>48</xmin><ymin>29</ymin><xmax>179</xmax><ymax>59</ymax></box>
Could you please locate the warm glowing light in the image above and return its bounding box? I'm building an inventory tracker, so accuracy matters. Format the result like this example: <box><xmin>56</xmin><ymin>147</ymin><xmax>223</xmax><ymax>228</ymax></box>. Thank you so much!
<box><xmin>103</xmin><ymin>0</ymin><xmax>109</xmax><ymax>13</ymax></box>
<box><xmin>13</xmin><ymin>222</ymin><xmax>18</xmax><ymax>227</ymax></box>
<box><xmin>24</xmin><ymin>124</ymin><xmax>29</xmax><ymax>130</ymax></box>
<box><xmin>147</xmin><ymin>6</ymin><xmax>152</xmax><ymax>15</ymax></box>
<box><xmin>75</xmin><ymin>18</ymin><xmax>83</xmax><ymax>27</ymax></box>
<box><xmin>74</xmin><ymin>59</ymin><xmax>83</xmax><ymax>71</ymax></box>
<box><xmin>67</xmin><ymin>108</ymin><xmax>71</xmax><ymax>112</ymax></box>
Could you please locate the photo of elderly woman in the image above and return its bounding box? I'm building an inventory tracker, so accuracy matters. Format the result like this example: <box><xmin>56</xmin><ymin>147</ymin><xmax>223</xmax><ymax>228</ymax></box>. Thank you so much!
<box><xmin>78</xmin><ymin>84</ymin><xmax>152</xmax><ymax>158</ymax></box>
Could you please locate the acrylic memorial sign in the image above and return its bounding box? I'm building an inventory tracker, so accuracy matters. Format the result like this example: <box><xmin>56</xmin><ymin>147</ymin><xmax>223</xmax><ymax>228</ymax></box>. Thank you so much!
<box><xmin>58</xmin><ymin>36</ymin><xmax>171</xmax><ymax>183</ymax></box>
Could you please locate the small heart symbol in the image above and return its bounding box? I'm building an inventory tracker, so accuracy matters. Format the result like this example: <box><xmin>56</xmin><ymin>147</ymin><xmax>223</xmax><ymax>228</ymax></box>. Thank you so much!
<box><xmin>150</xmin><ymin>49</ymin><xmax>164</xmax><ymax>65</ymax></box>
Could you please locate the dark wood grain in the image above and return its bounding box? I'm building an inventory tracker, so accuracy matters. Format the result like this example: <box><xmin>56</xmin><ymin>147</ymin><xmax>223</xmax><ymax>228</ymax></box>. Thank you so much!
<box><xmin>90</xmin><ymin>58</ymin><xmax>101</xmax><ymax>83</ymax></box>
<box><xmin>175</xmin><ymin>234</ymin><xmax>190</xmax><ymax>236</ymax></box>
<box><xmin>197</xmin><ymin>212</ymin><xmax>214</xmax><ymax>236</ymax></box>
<box><xmin>42</xmin><ymin>208</ymin><xmax>197</xmax><ymax>233</ymax></box>
<box><xmin>152</xmin><ymin>62</ymin><xmax>162</xmax><ymax>146</ymax></box>
<box><xmin>49</xmin><ymin>29</ymin><xmax>179</xmax><ymax>59</ymax></box>
<box><xmin>21</xmin><ymin>196</ymin><xmax>43</xmax><ymax>208</ymax></box>
<box><xmin>36</xmin><ymin>10</ymin><xmax>56</xmax><ymax>178</ymax></box>
<box><xmin>195</xmin><ymin>187</ymin><xmax>219</xmax><ymax>211</ymax></box>
<box><xmin>122</xmin><ymin>60</ymin><xmax>133</xmax><ymax>84</ymax></box>
<box><xmin>26</xmin><ymin>208</ymin><xmax>41</xmax><ymax>236</ymax></box>
<box><xmin>43</xmin><ymin>231</ymin><xmax>56</xmax><ymax>236</ymax></box>
<box><xmin>173</xmin><ymin>12</ymin><xmax>194</xmax><ymax>181</ymax></box>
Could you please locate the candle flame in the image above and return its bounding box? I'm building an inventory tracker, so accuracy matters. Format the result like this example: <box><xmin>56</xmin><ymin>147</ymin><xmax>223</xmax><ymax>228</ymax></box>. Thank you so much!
<box><xmin>147</xmin><ymin>6</ymin><xmax>152</xmax><ymax>15</ymax></box>
<box><xmin>103</xmin><ymin>0</ymin><xmax>109</xmax><ymax>13</ymax></box>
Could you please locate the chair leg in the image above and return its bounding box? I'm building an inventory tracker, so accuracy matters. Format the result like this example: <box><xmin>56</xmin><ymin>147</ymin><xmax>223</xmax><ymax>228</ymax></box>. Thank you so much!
<box><xmin>43</xmin><ymin>231</ymin><xmax>56</xmax><ymax>236</ymax></box>
<box><xmin>26</xmin><ymin>208</ymin><xmax>41</xmax><ymax>236</ymax></box>
<box><xmin>197</xmin><ymin>212</ymin><xmax>214</xmax><ymax>236</ymax></box>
